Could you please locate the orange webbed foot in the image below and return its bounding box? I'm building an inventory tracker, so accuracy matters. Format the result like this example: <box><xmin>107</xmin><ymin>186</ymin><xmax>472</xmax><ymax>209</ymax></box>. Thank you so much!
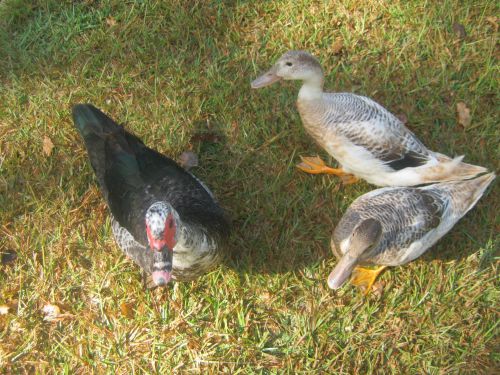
<box><xmin>351</xmin><ymin>266</ymin><xmax>387</xmax><ymax>295</ymax></box>
<box><xmin>297</xmin><ymin>156</ymin><xmax>358</xmax><ymax>184</ymax></box>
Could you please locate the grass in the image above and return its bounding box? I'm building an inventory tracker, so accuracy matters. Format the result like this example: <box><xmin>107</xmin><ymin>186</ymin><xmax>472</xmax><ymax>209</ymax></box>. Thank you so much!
<box><xmin>0</xmin><ymin>0</ymin><xmax>498</xmax><ymax>372</ymax></box>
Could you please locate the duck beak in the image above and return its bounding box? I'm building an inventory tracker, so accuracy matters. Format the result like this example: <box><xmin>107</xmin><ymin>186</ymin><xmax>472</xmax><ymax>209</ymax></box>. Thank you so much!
<box><xmin>327</xmin><ymin>255</ymin><xmax>357</xmax><ymax>290</ymax></box>
<box><xmin>151</xmin><ymin>246</ymin><xmax>173</xmax><ymax>286</ymax></box>
<box><xmin>251</xmin><ymin>66</ymin><xmax>281</xmax><ymax>89</ymax></box>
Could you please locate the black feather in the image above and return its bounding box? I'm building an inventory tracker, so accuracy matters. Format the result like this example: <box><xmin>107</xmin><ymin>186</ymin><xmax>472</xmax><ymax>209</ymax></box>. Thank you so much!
<box><xmin>72</xmin><ymin>104</ymin><xmax>229</xmax><ymax>248</ymax></box>
<box><xmin>385</xmin><ymin>150</ymin><xmax>429</xmax><ymax>171</ymax></box>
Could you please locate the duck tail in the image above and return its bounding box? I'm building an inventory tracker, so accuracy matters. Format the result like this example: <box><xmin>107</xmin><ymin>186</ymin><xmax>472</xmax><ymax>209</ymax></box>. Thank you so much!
<box><xmin>424</xmin><ymin>154</ymin><xmax>488</xmax><ymax>183</ymax></box>
<box><xmin>437</xmin><ymin>172</ymin><xmax>496</xmax><ymax>214</ymax></box>
<box><xmin>72</xmin><ymin>104</ymin><xmax>122</xmax><ymax>185</ymax></box>
<box><xmin>463</xmin><ymin>172</ymin><xmax>496</xmax><ymax>209</ymax></box>
<box><xmin>72</xmin><ymin>104</ymin><xmax>121</xmax><ymax>137</ymax></box>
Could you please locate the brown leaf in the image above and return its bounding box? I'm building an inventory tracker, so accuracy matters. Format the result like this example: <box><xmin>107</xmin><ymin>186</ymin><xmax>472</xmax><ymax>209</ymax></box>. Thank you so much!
<box><xmin>456</xmin><ymin>102</ymin><xmax>471</xmax><ymax>128</ymax></box>
<box><xmin>0</xmin><ymin>300</ymin><xmax>18</xmax><ymax>315</ymax></box>
<box><xmin>0</xmin><ymin>305</ymin><xmax>9</xmax><ymax>315</ymax></box>
<box><xmin>259</xmin><ymin>291</ymin><xmax>273</xmax><ymax>302</ymax></box>
<box><xmin>396</xmin><ymin>113</ymin><xmax>408</xmax><ymax>124</ymax></box>
<box><xmin>190</xmin><ymin>132</ymin><xmax>221</xmax><ymax>144</ymax></box>
<box><xmin>331</xmin><ymin>38</ymin><xmax>344</xmax><ymax>55</ymax></box>
<box><xmin>452</xmin><ymin>23</ymin><xmax>467</xmax><ymax>39</ymax></box>
<box><xmin>1</xmin><ymin>249</ymin><xmax>17</xmax><ymax>265</ymax></box>
<box><xmin>486</xmin><ymin>16</ymin><xmax>498</xmax><ymax>31</ymax></box>
<box><xmin>42</xmin><ymin>303</ymin><xmax>73</xmax><ymax>322</ymax></box>
<box><xmin>187</xmin><ymin>339</ymin><xmax>200</xmax><ymax>350</ymax></box>
<box><xmin>106</xmin><ymin>16</ymin><xmax>117</xmax><ymax>27</ymax></box>
<box><xmin>42</xmin><ymin>136</ymin><xmax>54</xmax><ymax>156</ymax></box>
<box><xmin>42</xmin><ymin>303</ymin><xmax>61</xmax><ymax>321</ymax></box>
<box><xmin>178</xmin><ymin>151</ymin><xmax>199</xmax><ymax>170</ymax></box>
<box><xmin>120</xmin><ymin>302</ymin><xmax>135</xmax><ymax>319</ymax></box>
<box><xmin>372</xmin><ymin>281</ymin><xmax>385</xmax><ymax>298</ymax></box>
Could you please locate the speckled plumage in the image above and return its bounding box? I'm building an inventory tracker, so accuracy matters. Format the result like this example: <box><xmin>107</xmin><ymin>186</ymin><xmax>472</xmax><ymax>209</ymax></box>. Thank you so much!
<box><xmin>253</xmin><ymin>50</ymin><xmax>487</xmax><ymax>186</ymax></box>
<box><xmin>331</xmin><ymin>173</ymin><xmax>495</xmax><ymax>267</ymax></box>
<box><xmin>73</xmin><ymin>104</ymin><xmax>229</xmax><ymax>283</ymax></box>
<box><xmin>111</xmin><ymin>214</ymin><xmax>221</xmax><ymax>281</ymax></box>
<box><xmin>297</xmin><ymin>92</ymin><xmax>454</xmax><ymax>186</ymax></box>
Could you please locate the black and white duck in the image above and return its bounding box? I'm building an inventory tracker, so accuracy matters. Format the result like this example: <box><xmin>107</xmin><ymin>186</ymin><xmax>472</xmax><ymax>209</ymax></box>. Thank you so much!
<box><xmin>72</xmin><ymin>104</ymin><xmax>229</xmax><ymax>287</ymax></box>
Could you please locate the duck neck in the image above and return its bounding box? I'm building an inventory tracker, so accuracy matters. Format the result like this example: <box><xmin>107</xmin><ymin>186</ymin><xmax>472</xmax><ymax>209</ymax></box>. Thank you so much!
<box><xmin>298</xmin><ymin>75</ymin><xmax>324</xmax><ymax>101</ymax></box>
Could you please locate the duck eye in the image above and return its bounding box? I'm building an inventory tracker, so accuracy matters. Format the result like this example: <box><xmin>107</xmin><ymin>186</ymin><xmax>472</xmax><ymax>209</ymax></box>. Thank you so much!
<box><xmin>285</xmin><ymin>62</ymin><xmax>293</xmax><ymax>66</ymax></box>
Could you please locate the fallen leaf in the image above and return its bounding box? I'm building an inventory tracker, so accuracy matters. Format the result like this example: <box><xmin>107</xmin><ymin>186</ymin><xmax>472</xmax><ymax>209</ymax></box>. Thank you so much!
<box><xmin>42</xmin><ymin>136</ymin><xmax>54</xmax><ymax>156</ymax></box>
<box><xmin>1</xmin><ymin>249</ymin><xmax>17</xmax><ymax>265</ymax></box>
<box><xmin>452</xmin><ymin>23</ymin><xmax>467</xmax><ymax>39</ymax></box>
<box><xmin>331</xmin><ymin>38</ymin><xmax>344</xmax><ymax>55</ymax></box>
<box><xmin>120</xmin><ymin>302</ymin><xmax>135</xmax><ymax>319</ymax></box>
<box><xmin>372</xmin><ymin>281</ymin><xmax>385</xmax><ymax>298</ymax></box>
<box><xmin>396</xmin><ymin>113</ymin><xmax>408</xmax><ymax>124</ymax></box>
<box><xmin>259</xmin><ymin>291</ymin><xmax>273</xmax><ymax>302</ymax></box>
<box><xmin>42</xmin><ymin>304</ymin><xmax>61</xmax><ymax>321</ymax></box>
<box><xmin>42</xmin><ymin>303</ymin><xmax>73</xmax><ymax>322</ymax></box>
<box><xmin>178</xmin><ymin>151</ymin><xmax>199</xmax><ymax>170</ymax></box>
<box><xmin>0</xmin><ymin>305</ymin><xmax>9</xmax><ymax>315</ymax></box>
<box><xmin>187</xmin><ymin>339</ymin><xmax>201</xmax><ymax>350</ymax></box>
<box><xmin>190</xmin><ymin>132</ymin><xmax>221</xmax><ymax>144</ymax></box>
<box><xmin>106</xmin><ymin>16</ymin><xmax>117</xmax><ymax>27</ymax></box>
<box><xmin>485</xmin><ymin>16</ymin><xmax>498</xmax><ymax>31</ymax></box>
<box><xmin>456</xmin><ymin>102</ymin><xmax>471</xmax><ymax>128</ymax></box>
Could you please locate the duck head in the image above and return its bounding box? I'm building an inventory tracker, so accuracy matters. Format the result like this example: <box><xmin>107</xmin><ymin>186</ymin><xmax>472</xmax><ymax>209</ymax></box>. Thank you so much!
<box><xmin>327</xmin><ymin>218</ymin><xmax>382</xmax><ymax>290</ymax></box>
<box><xmin>145</xmin><ymin>202</ymin><xmax>179</xmax><ymax>286</ymax></box>
<box><xmin>251</xmin><ymin>50</ymin><xmax>324</xmax><ymax>89</ymax></box>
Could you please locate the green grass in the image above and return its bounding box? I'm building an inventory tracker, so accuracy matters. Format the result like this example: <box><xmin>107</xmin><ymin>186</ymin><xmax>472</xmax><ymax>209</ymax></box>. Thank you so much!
<box><xmin>0</xmin><ymin>0</ymin><xmax>498</xmax><ymax>372</ymax></box>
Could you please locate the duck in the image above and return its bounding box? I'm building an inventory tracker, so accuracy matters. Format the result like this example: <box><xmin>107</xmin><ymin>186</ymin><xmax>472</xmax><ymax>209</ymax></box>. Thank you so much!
<box><xmin>327</xmin><ymin>172</ymin><xmax>495</xmax><ymax>294</ymax></box>
<box><xmin>72</xmin><ymin>104</ymin><xmax>229</xmax><ymax>287</ymax></box>
<box><xmin>251</xmin><ymin>50</ymin><xmax>486</xmax><ymax>186</ymax></box>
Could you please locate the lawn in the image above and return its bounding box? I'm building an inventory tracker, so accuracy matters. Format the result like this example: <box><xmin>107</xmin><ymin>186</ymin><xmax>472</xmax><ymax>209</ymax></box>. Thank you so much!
<box><xmin>0</xmin><ymin>0</ymin><xmax>498</xmax><ymax>373</ymax></box>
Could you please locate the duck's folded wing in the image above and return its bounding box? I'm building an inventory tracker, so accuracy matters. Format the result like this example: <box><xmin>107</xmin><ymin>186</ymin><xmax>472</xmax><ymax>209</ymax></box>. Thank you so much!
<box><xmin>379</xmin><ymin>188</ymin><xmax>448</xmax><ymax>264</ymax></box>
<box><xmin>326</xmin><ymin>94</ymin><xmax>433</xmax><ymax>171</ymax></box>
<box><xmin>349</xmin><ymin>188</ymin><xmax>448</xmax><ymax>263</ymax></box>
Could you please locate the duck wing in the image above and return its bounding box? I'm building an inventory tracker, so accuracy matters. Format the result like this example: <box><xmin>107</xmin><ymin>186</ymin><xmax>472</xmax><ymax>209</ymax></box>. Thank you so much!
<box><xmin>72</xmin><ymin>104</ymin><xmax>228</xmax><ymax>246</ymax></box>
<box><xmin>326</xmin><ymin>93</ymin><xmax>433</xmax><ymax>171</ymax></box>
<box><xmin>336</xmin><ymin>187</ymin><xmax>447</xmax><ymax>265</ymax></box>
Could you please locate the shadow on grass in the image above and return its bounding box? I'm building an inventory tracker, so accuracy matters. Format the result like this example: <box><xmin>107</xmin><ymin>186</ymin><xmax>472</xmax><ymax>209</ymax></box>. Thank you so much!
<box><xmin>1</xmin><ymin>0</ymin><xmax>497</xmax><ymax>279</ymax></box>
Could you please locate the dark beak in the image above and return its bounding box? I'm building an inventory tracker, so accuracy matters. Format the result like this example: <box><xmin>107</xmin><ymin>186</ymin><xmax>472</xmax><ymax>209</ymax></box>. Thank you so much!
<box><xmin>151</xmin><ymin>246</ymin><xmax>173</xmax><ymax>286</ymax></box>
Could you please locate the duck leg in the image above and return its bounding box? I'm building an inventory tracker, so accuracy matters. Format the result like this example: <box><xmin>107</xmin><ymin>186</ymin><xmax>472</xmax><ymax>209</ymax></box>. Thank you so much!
<box><xmin>351</xmin><ymin>266</ymin><xmax>387</xmax><ymax>295</ymax></box>
<box><xmin>297</xmin><ymin>156</ymin><xmax>358</xmax><ymax>184</ymax></box>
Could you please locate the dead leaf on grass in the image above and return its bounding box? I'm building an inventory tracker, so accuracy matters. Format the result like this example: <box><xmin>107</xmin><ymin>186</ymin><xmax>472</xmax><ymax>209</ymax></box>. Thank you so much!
<box><xmin>120</xmin><ymin>302</ymin><xmax>135</xmax><ymax>319</ymax></box>
<box><xmin>485</xmin><ymin>16</ymin><xmax>498</xmax><ymax>31</ymax></box>
<box><xmin>396</xmin><ymin>113</ymin><xmax>408</xmax><ymax>124</ymax></box>
<box><xmin>0</xmin><ymin>305</ymin><xmax>9</xmax><ymax>315</ymax></box>
<box><xmin>106</xmin><ymin>16</ymin><xmax>117</xmax><ymax>27</ymax></box>
<box><xmin>331</xmin><ymin>38</ymin><xmax>344</xmax><ymax>55</ymax></box>
<box><xmin>42</xmin><ymin>136</ymin><xmax>54</xmax><ymax>156</ymax></box>
<box><xmin>260</xmin><ymin>291</ymin><xmax>273</xmax><ymax>302</ymax></box>
<box><xmin>42</xmin><ymin>303</ymin><xmax>73</xmax><ymax>322</ymax></box>
<box><xmin>372</xmin><ymin>282</ymin><xmax>385</xmax><ymax>298</ymax></box>
<box><xmin>190</xmin><ymin>132</ymin><xmax>221</xmax><ymax>144</ymax></box>
<box><xmin>452</xmin><ymin>23</ymin><xmax>467</xmax><ymax>39</ymax></box>
<box><xmin>1</xmin><ymin>249</ymin><xmax>17</xmax><ymax>265</ymax></box>
<box><xmin>456</xmin><ymin>102</ymin><xmax>471</xmax><ymax>128</ymax></box>
<box><xmin>0</xmin><ymin>300</ymin><xmax>18</xmax><ymax>315</ymax></box>
<box><xmin>178</xmin><ymin>151</ymin><xmax>199</xmax><ymax>170</ymax></box>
